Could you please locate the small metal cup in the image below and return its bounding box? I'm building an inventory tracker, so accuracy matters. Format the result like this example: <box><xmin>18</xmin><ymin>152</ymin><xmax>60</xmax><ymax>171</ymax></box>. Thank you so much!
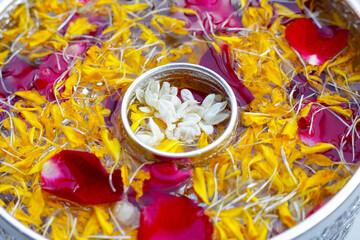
<box><xmin>120</xmin><ymin>63</ymin><xmax>238</xmax><ymax>166</ymax></box>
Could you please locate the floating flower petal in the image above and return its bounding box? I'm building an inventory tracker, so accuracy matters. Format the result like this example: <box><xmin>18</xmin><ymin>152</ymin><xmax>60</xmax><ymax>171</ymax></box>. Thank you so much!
<box><xmin>298</xmin><ymin>104</ymin><xmax>360</xmax><ymax>163</ymax></box>
<box><xmin>285</xmin><ymin>18</ymin><xmax>349</xmax><ymax>65</ymax></box>
<box><xmin>41</xmin><ymin>150</ymin><xmax>123</xmax><ymax>204</ymax></box>
<box><xmin>173</xmin><ymin>0</ymin><xmax>242</xmax><ymax>34</ymax></box>
<box><xmin>200</xmin><ymin>44</ymin><xmax>254</xmax><ymax>106</ymax></box>
<box><xmin>138</xmin><ymin>194</ymin><xmax>213</xmax><ymax>240</ymax></box>
<box><xmin>142</xmin><ymin>162</ymin><xmax>192</xmax><ymax>193</ymax></box>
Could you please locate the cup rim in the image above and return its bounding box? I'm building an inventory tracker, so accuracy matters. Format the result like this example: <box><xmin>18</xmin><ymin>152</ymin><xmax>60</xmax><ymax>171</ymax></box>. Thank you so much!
<box><xmin>121</xmin><ymin>63</ymin><xmax>238</xmax><ymax>158</ymax></box>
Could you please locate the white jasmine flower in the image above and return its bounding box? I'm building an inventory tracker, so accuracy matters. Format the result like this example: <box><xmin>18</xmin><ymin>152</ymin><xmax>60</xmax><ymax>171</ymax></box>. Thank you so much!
<box><xmin>181</xmin><ymin>89</ymin><xmax>196</xmax><ymax>102</ymax></box>
<box><xmin>134</xmin><ymin>80</ymin><xmax>230</xmax><ymax>147</ymax></box>
<box><xmin>136</xmin><ymin>117</ymin><xmax>165</xmax><ymax>147</ymax></box>
<box><xmin>135</xmin><ymin>88</ymin><xmax>145</xmax><ymax>103</ymax></box>
<box><xmin>203</xmin><ymin>101</ymin><xmax>229</xmax><ymax>125</ymax></box>
<box><xmin>199</xmin><ymin>121</ymin><xmax>214</xmax><ymax>135</ymax></box>
<box><xmin>157</xmin><ymin>99</ymin><xmax>177</xmax><ymax>125</ymax></box>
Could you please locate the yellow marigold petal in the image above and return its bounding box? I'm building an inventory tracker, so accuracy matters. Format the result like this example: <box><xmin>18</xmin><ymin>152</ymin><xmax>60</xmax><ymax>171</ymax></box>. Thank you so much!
<box><xmin>152</xmin><ymin>14</ymin><xmax>188</xmax><ymax>35</ymax></box>
<box><xmin>0</xmin><ymin>184</ymin><xmax>14</xmax><ymax>193</ymax></box>
<box><xmin>170</xmin><ymin>5</ymin><xmax>198</xmax><ymax>15</ymax></box>
<box><xmin>28</xmin><ymin>187</ymin><xmax>45</xmax><ymax>226</ymax></box>
<box><xmin>317</xmin><ymin>93</ymin><xmax>349</xmax><ymax>106</ymax></box>
<box><xmin>93</xmin><ymin>206</ymin><xmax>114</xmax><ymax>235</ymax></box>
<box><xmin>301</xmin><ymin>169</ymin><xmax>339</xmax><ymax>192</ymax></box>
<box><xmin>52</xmin><ymin>222</ymin><xmax>68</xmax><ymax>240</ymax></box>
<box><xmin>214</xmin><ymin>223</ymin><xmax>229</xmax><ymax>240</ymax></box>
<box><xmin>131</xmin><ymin>180</ymin><xmax>145</xmax><ymax>200</ymax></box>
<box><xmin>282</xmin><ymin>118</ymin><xmax>298</xmax><ymax>139</ymax></box>
<box><xmin>216</xmin><ymin>162</ymin><xmax>230</xmax><ymax>191</ymax></box>
<box><xmin>62</xmin><ymin>126</ymin><xmax>86</xmax><ymax>148</ymax></box>
<box><xmin>259</xmin><ymin>144</ymin><xmax>279</xmax><ymax>169</ymax></box>
<box><xmin>14</xmin><ymin>91</ymin><xmax>47</xmax><ymax>105</ymax></box>
<box><xmin>14</xmin><ymin>209</ymin><xmax>31</xmax><ymax>227</ymax></box>
<box><xmin>62</xmin><ymin>73</ymin><xmax>78</xmax><ymax>98</ymax></box>
<box><xmin>133</xmin><ymin>169</ymin><xmax>151</xmax><ymax>181</ymax></box>
<box><xmin>219</xmin><ymin>207</ymin><xmax>243</xmax><ymax>218</ymax></box>
<box><xmin>300</xmin><ymin>143</ymin><xmax>335</xmax><ymax>154</ymax></box>
<box><xmin>299</xmin><ymin>102</ymin><xmax>314</xmax><ymax>117</ymax></box>
<box><xmin>273</xmin><ymin>2</ymin><xmax>304</xmax><ymax>18</ymax></box>
<box><xmin>100</xmin><ymin>129</ymin><xmax>121</xmax><ymax>161</ymax></box>
<box><xmin>277</xmin><ymin>202</ymin><xmax>296</xmax><ymax>228</ymax></box>
<box><xmin>258</xmin><ymin>219</ymin><xmax>269</xmax><ymax>240</ymax></box>
<box><xmin>29</xmin><ymin>50</ymin><xmax>54</xmax><ymax>60</ymax></box>
<box><xmin>204</xmin><ymin>171</ymin><xmax>215</xmax><ymax>200</ymax></box>
<box><xmin>21</xmin><ymin>111</ymin><xmax>43</xmax><ymax>130</ymax></box>
<box><xmin>137</xmin><ymin>23</ymin><xmax>165</xmax><ymax>46</ymax></box>
<box><xmin>121</xmin><ymin>3</ymin><xmax>149</xmax><ymax>11</ymax></box>
<box><xmin>328</xmin><ymin>106</ymin><xmax>353</xmax><ymax>118</ymax></box>
<box><xmin>23</xmin><ymin>29</ymin><xmax>55</xmax><ymax>48</ymax></box>
<box><xmin>0</xmin><ymin>50</ymin><xmax>10</xmax><ymax>65</ymax></box>
<box><xmin>193</xmin><ymin>168</ymin><xmax>210</xmax><ymax>204</ymax></box>
<box><xmin>222</xmin><ymin>217</ymin><xmax>245</xmax><ymax>240</ymax></box>
<box><xmin>348</xmin><ymin>73</ymin><xmax>360</xmax><ymax>82</ymax></box>
<box><xmin>198</xmin><ymin>132</ymin><xmax>209</xmax><ymax>149</ymax></box>
<box><xmin>28</xmin><ymin>127</ymin><xmax>37</xmax><ymax>144</ymax></box>
<box><xmin>244</xmin><ymin>211</ymin><xmax>259</xmax><ymax>239</ymax></box>
<box><xmin>12</xmin><ymin>117</ymin><xmax>29</xmax><ymax>143</ymax></box>
<box><xmin>28</xmin><ymin>148</ymin><xmax>60</xmax><ymax>175</ymax></box>
<box><xmin>240</xmin><ymin>0</ymin><xmax>247</xmax><ymax>8</ymax></box>
<box><xmin>216</xmin><ymin>36</ymin><xmax>243</xmax><ymax>45</ymax></box>
<box><xmin>65</xmin><ymin>17</ymin><xmax>97</xmax><ymax>39</ymax></box>
<box><xmin>121</xmin><ymin>165</ymin><xmax>130</xmax><ymax>188</ymax></box>
<box><xmin>83</xmin><ymin>212</ymin><xmax>101</xmax><ymax>236</ymax></box>
<box><xmin>156</xmin><ymin>139</ymin><xmax>181</xmax><ymax>153</ymax></box>
<box><xmin>242</xmin><ymin>112</ymin><xmax>271</xmax><ymax>126</ymax></box>
<box><xmin>305</xmin><ymin>154</ymin><xmax>336</xmax><ymax>167</ymax></box>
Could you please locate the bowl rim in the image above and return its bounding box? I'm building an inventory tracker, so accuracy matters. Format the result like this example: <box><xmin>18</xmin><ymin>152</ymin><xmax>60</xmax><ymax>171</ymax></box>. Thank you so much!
<box><xmin>121</xmin><ymin>62</ymin><xmax>238</xmax><ymax>158</ymax></box>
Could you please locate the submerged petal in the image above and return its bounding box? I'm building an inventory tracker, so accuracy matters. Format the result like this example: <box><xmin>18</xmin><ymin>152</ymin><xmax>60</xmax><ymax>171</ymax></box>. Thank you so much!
<box><xmin>41</xmin><ymin>150</ymin><xmax>123</xmax><ymax>204</ymax></box>
<box><xmin>138</xmin><ymin>194</ymin><xmax>213</xmax><ymax>240</ymax></box>
<box><xmin>285</xmin><ymin>18</ymin><xmax>349</xmax><ymax>65</ymax></box>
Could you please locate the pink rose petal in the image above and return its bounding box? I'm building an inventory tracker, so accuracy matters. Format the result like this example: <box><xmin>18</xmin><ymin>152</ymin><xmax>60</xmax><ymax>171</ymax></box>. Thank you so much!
<box><xmin>298</xmin><ymin>104</ymin><xmax>360</xmax><ymax>163</ymax></box>
<box><xmin>285</xmin><ymin>18</ymin><xmax>349</xmax><ymax>65</ymax></box>
<box><xmin>34</xmin><ymin>53</ymin><xmax>69</xmax><ymax>101</ymax></box>
<box><xmin>173</xmin><ymin>0</ymin><xmax>242</xmax><ymax>34</ymax></box>
<box><xmin>41</xmin><ymin>150</ymin><xmax>123</xmax><ymax>204</ymax></box>
<box><xmin>0</xmin><ymin>57</ymin><xmax>37</xmax><ymax>98</ymax></box>
<box><xmin>142</xmin><ymin>162</ymin><xmax>192</xmax><ymax>193</ymax></box>
<box><xmin>138</xmin><ymin>194</ymin><xmax>213</xmax><ymax>240</ymax></box>
<box><xmin>128</xmin><ymin>162</ymin><xmax>192</xmax><ymax>205</ymax></box>
<box><xmin>200</xmin><ymin>44</ymin><xmax>254</xmax><ymax>106</ymax></box>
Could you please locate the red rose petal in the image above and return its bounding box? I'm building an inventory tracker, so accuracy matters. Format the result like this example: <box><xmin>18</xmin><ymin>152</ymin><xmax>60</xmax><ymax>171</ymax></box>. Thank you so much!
<box><xmin>142</xmin><ymin>162</ymin><xmax>192</xmax><ymax>193</ymax></box>
<box><xmin>173</xmin><ymin>0</ymin><xmax>242</xmax><ymax>34</ymax></box>
<box><xmin>34</xmin><ymin>53</ymin><xmax>69</xmax><ymax>101</ymax></box>
<box><xmin>128</xmin><ymin>162</ymin><xmax>192</xmax><ymax>205</ymax></box>
<box><xmin>138</xmin><ymin>194</ymin><xmax>213</xmax><ymax>240</ymax></box>
<box><xmin>0</xmin><ymin>57</ymin><xmax>37</xmax><ymax>98</ymax></box>
<box><xmin>298</xmin><ymin>104</ymin><xmax>360</xmax><ymax>163</ymax></box>
<box><xmin>200</xmin><ymin>44</ymin><xmax>254</xmax><ymax>106</ymax></box>
<box><xmin>285</xmin><ymin>18</ymin><xmax>349</xmax><ymax>65</ymax></box>
<box><xmin>0</xmin><ymin>53</ymin><xmax>68</xmax><ymax>101</ymax></box>
<box><xmin>41</xmin><ymin>150</ymin><xmax>123</xmax><ymax>204</ymax></box>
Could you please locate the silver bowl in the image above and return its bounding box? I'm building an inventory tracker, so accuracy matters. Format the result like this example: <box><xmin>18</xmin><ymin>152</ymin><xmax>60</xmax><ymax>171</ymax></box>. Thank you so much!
<box><xmin>0</xmin><ymin>0</ymin><xmax>360</xmax><ymax>240</ymax></box>
<box><xmin>120</xmin><ymin>63</ymin><xmax>238</xmax><ymax>166</ymax></box>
